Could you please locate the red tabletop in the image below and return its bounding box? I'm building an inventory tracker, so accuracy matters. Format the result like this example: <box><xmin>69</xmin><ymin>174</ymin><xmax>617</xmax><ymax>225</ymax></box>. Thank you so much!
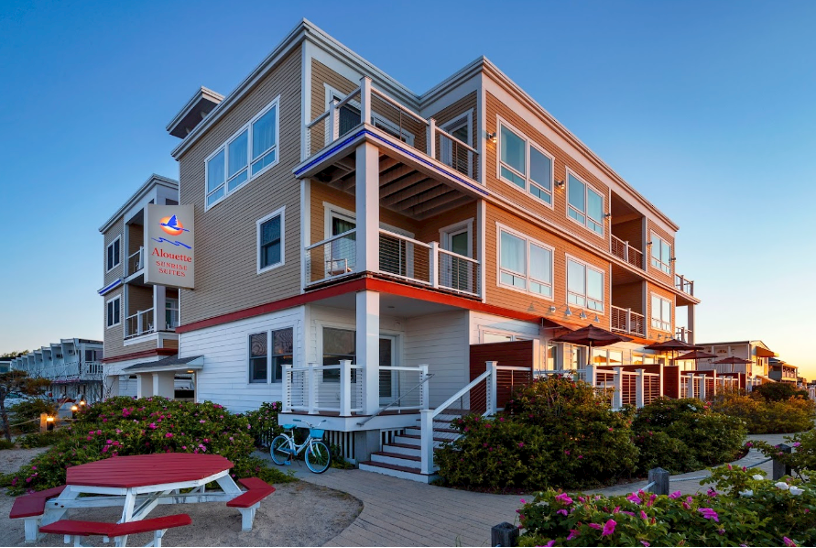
<box><xmin>66</xmin><ymin>454</ymin><xmax>234</xmax><ymax>488</ymax></box>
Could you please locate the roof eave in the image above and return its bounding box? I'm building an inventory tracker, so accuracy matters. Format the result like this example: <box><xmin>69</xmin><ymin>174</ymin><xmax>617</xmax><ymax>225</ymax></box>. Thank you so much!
<box><xmin>98</xmin><ymin>174</ymin><xmax>179</xmax><ymax>233</ymax></box>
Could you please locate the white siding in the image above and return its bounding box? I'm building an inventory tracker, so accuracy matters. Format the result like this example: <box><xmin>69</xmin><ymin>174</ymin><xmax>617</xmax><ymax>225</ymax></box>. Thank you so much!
<box><xmin>179</xmin><ymin>306</ymin><xmax>305</xmax><ymax>413</ymax></box>
<box><xmin>404</xmin><ymin>311</ymin><xmax>470</xmax><ymax>407</ymax></box>
<box><xmin>104</xmin><ymin>356</ymin><xmax>161</xmax><ymax>398</ymax></box>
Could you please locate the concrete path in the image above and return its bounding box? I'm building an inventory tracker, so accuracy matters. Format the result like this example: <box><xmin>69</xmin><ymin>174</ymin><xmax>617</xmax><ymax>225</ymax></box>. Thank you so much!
<box><xmin>255</xmin><ymin>432</ymin><xmax>798</xmax><ymax>547</ymax></box>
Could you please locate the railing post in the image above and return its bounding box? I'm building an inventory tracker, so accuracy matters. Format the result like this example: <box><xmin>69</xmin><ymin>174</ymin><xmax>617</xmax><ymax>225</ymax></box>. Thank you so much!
<box><xmin>772</xmin><ymin>444</ymin><xmax>792</xmax><ymax>480</ymax></box>
<box><xmin>427</xmin><ymin>117</ymin><xmax>436</xmax><ymax>159</ymax></box>
<box><xmin>430</xmin><ymin>242</ymin><xmax>440</xmax><ymax>288</ymax></box>
<box><xmin>657</xmin><ymin>363</ymin><xmax>664</xmax><ymax>397</ymax></box>
<box><xmin>623</xmin><ymin>240</ymin><xmax>629</xmax><ymax>262</ymax></box>
<box><xmin>635</xmin><ymin>368</ymin><xmax>645</xmax><ymax>408</ymax></box>
<box><xmin>613</xmin><ymin>367</ymin><xmax>624</xmax><ymax>410</ymax></box>
<box><xmin>282</xmin><ymin>364</ymin><xmax>292</xmax><ymax>413</ymax></box>
<box><xmin>419</xmin><ymin>364</ymin><xmax>430</xmax><ymax>410</ymax></box>
<box><xmin>586</xmin><ymin>364</ymin><xmax>596</xmax><ymax>387</ymax></box>
<box><xmin>486</xmin><ymin>361</ymin><xmax>498</xmax><ymax>415</ymax></box>
<box><xmin>687</xmin><ymin>374</ymin><xmax>696</xmax><ymax>400</ymax></box>
<box><xmin>328</xmin><ymin>98</ymin><xmax>339</xmax><ymax>142</ymax></box>
<box><xmin>420</xmin><ymin>409</ymin><xmax>434</xmax><ymax>475</ymax></box>
<box><xmin>647</xmin><ymin>467</ymin><xmax>670</xmax><ymax>495</ymax></box>
<box><xmin>625</xmin><ymin>308</ymin><xmax>632</xmax><ymax>334</ymax></box>
<box><xmin>699</xmin><ymin>374</ymin><xmax>707</xmax><ymax>401</ymax></box>
<box><xmin>308</xmin><ymin>363</ymin><xmax>318</xmax><ymax>415</ymax></box>
<box><xmin>359</xmin><ymin>76</ymin><xmax>372</xmax><ymax>125</ymax></box>
<box><xmin>340</xmin><ymin>360</ymin><xmax>352</xmax><ymax>417</ymax></box>
<box><xmin>136</xmin><ymin>310</ymin><xmax>144</xmax><ymax>336</ymax></box>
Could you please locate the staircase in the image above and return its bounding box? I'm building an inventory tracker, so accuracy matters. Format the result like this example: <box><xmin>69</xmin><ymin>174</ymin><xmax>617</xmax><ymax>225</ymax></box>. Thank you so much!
<box><xmin>358</xmin><ymin>410</ymin><xmax>466</xmax><ymax>483</ymax></box>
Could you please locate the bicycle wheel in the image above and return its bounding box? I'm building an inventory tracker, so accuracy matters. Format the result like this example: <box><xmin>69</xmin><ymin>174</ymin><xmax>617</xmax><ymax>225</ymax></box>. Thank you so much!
<box><xmin>305</xmin><ymin>440</ymin><xmax>331</xmax><ymax>473</ymax></box>
<box><xmin>270</xmin><ymin>435</ymin><xmax>292</xmax><ymax>465</ymax></box>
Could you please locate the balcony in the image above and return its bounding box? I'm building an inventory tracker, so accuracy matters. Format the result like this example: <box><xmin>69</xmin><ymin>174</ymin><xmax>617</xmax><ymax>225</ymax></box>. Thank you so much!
<box><xmin>611</xmin><ymin>305</ymin><xmax>645</xmax><ymax>337</ymax></box>
<box><xmin>610</xmin><ymin>235</ymin><xmax>644</xmax><ymax>270</ymax></box>
<box><xmin>126</xmin><ymin>246</ymin><xmax>145</xmax><ymax>278</ymax></box>
<box><xmin>675</xmin><ymin>326</ymin><xmax>693</xmax><ymax>344</ymax></box>
<box><xmin>125</xmin><ymin>308</ymin><xmax>154</xmax><ymax>340</ymax></box>
<box><xmin>675</xmin><ymin>274</ymin><xmax>694</xmax><ymax>297</ymax></box>
<box><xmin>305</xmin><ymin>229</ymin><xmax>481</xmax><ymax>297</ymax></box>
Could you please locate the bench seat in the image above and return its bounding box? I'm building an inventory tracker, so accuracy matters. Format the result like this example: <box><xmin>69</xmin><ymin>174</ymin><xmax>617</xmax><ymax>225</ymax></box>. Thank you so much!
<box><xmin>226</xmin><ymin>477</ymin><xmax>275</xmax><ymax>509</ymax></box>
<box><xmin>40</xmin><ymin>514</ymin><xmax>191</xmax><ymax>547</ymax></box>
<box><xmin>9</xmin><ymin>485</ymin><xmax>67</xmax><ymax>519</ymax></box>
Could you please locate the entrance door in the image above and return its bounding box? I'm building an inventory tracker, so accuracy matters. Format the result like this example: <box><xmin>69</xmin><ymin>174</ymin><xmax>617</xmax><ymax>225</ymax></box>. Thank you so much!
<box><xmin>442</xmin><ymin>226</ymin><xmax>472</xmax><ymax>292</ymax></box>
<box><xmin>378</xmin><ymin>336</ymin><xmax>398</xmax><ymax>405</ymax></box>
<box><xmin>328</xmin><ymin>214</ymin><xmax>356</xmax><ymax>276</ymax></box>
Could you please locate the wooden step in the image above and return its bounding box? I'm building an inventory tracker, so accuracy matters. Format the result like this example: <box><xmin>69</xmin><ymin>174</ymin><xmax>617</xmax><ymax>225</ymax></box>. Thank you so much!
<box><xmin>358</xmin><ymin>460</ymin><xmax>438</xmax><ymax>483</ymax></box>
<box><xmin>373</xmin><ymin>451</ymin><xmax>421</xmax><ymax>462</ymax></box>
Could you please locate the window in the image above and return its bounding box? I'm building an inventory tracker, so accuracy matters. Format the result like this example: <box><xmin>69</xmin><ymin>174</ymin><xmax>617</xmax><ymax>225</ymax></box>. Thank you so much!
<box><xmin>248</xmin><ymin>328</ymin><xmax>293</xmax><ymax>384</ymax></box>
<box><xmin>322</xmin><ymin>327</ymin><xmax>356</xmax><ymax>382</ymax></box>
<box><xmin>441</xmin><ymin>113</ymin><xmax>472</xmax><ymax>176</ymax></box>
<box><xmin>651</xmin><ymin>295</ymin><xmax>672</xmax><ymax>332</ymax></box>
<box><xmin>482</xmin><ymin>331</ymin><xmax>532</xmax><ymax>343</ymax></box>
<box><xmin>106</xmin><ymin>296</ymin><xmax>121</xmax><ymax>328</ymax></box>
<box><xmin>106</xmin><ymin>237</ymin><xmax>120</xmax><ymax>272</ymax></box>
<box><xmin>650</xmin><ymin>233</ymin><xmax>672</xmax><ymax>274</ymax></box>
<box><xmin>205</xmin><ymin>97</ymin><xmax>280</xmax><ymax>209</ymax></box>
<box><xmin>498</xmin><ymin>121</ymin><xmax>554</xmax><ymax>205</ymax></box>
<box><xmin>498</xmin><ymin>228</ymin><xmax>553</xmax><ymax>297</ymax></box>
<box><xmin>567</xmin><ymin>258</ymin><xmax>604</xmax><ymax>312</ymax></box>
<box><xmin>567</xmin><ymin>173</ymin><xmax>604</xmax><ymax>235</ymax></box>
<box><xmin>257</xmin><ymin>207</ymin><xmax>285</xmax><ymax>273</ymax></box>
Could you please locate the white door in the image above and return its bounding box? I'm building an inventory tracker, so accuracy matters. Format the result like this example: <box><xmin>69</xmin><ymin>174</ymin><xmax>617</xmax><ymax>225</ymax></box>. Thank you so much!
<box><xmin>441</xmin><ymin>225</ymin><xmax>473</xmax><ymax>292</ymax></box>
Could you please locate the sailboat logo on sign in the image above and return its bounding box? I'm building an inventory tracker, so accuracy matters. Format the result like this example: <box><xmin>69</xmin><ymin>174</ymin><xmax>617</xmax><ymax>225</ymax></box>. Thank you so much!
<box><xmin>159</xmin><ymin>215</ymin><xmax>190</xmax><ymax>236</ymax></box>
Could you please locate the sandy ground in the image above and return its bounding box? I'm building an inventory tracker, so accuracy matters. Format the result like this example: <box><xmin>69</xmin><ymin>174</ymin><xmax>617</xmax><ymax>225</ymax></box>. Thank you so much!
<box><xmin>0</xmin><ymin>449</ymin><xmax>362</xmax><ymax>547</ymax></box>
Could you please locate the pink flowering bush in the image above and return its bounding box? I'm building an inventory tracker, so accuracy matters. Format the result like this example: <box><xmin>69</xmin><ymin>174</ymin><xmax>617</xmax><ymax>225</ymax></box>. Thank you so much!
<box><xmin>1</xmin><ymin>397</ymin><xmax>294</xmax><ymax>495</ymax></box>
<box><xmin>241</xmin><ymin>401</ymin><xmax>284</xmax><ymax>447</ymax></box>
<box><xmin>517</xmin><ymin>465</ymin><xmax>816</xmax><ymax>546</ymax></box>
<box><xmin>435</xmin><ymin>377</ymin><xmax>638</xmax><ymax>490</ymax></box>
<box><xmin>754</xmin><ymin>428</ymin><xmax>816</xmax><ymax>482</ymax></box>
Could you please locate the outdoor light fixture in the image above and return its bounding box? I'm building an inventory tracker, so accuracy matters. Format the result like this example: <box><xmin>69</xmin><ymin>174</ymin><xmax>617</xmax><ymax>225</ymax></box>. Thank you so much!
<box><xmin>46</xmin><ymin>416</ymin><xmax>55</xmax><ymax>432</ymax></box>
<box><xmin>669</xmin><ymin>257</ymin><xmax>677</xmax><ymax>262</ymax></box>
<box><xmin>71</xmin><ymin>404</ymin><xmax>78</xmax><ymax>419</ymax></box>
<box><xmin>565</xmin><ymin>306</ymin><xmax>572</xmax><ymax>316</ymax></box>
<box><xmin>579</xmin><ymin>311</ymin><xmax>588</xmax><ymax>319</ymax></box>
<box><xmin>186</xmin><ymin>370</ymin><xmax>195</xmax><ymax>374</ymax></box>
<box><xmin>593</xmin><ymin>315</ymin><xmax>600</xmax><ymax>322</ymax></box>
<box><xmin>604</xmin><ymin>213</ymin><xmax>612</xmax><ymax>219</ymax></box>
<box><xmin>548</xmin><ymin>305</ymin><xmax>557</xmax><ymax>313</ymax></box>
<box><xmin>555</xmin><ymin>180</ymin><xmax>565</xmax><ymax>189</ymax></box>
<box><xmin>646</xmin><ymin>241</ymin><xmax>653</xmax><ymax>246</ymax></box>
<box><xmin>79</xmin><ymin>399</ymin><xmax>86</xmax><ymax>407</ymax></box>
<box><xmin>487</xmin><ymin>132</ymin><xmax>497</xmax><ymax>143</ymax></box>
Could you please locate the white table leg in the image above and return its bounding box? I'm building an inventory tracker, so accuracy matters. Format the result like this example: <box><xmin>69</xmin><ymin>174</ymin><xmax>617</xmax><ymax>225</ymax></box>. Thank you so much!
<box><xmin>115</xmin><ymin>490</ymin><xmax>137</xmax><ymax>548</ymax></box>
<box><xmin>37</xmin><ymin>487</ymin><xmax>80</xmax><ymax>542</ymax></box>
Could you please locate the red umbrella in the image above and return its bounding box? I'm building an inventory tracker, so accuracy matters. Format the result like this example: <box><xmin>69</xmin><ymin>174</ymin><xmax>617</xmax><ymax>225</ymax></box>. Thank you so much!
<box><xmin>551</xmin><ymin>325</ymin><xmax>632</xmax><ymax>367</ymax></box>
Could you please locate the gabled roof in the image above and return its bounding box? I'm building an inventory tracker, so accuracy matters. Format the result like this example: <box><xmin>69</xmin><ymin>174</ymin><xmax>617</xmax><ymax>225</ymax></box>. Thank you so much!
<box><xmin>98</xmin><ymin>174</ymin><xmax>178</xmax><ymax>233</ymax></box>
<box><xmin>166</xmin><ymin>87</ymin><xmax>224</xmax><ymax>139</ymax></box>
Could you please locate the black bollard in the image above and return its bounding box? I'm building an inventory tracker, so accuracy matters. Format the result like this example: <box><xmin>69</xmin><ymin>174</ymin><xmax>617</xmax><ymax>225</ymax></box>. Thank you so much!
<box><xmin>491</xmin><ymin>522</ymin><xmax>519</xmax><ymax>547</ymax></box>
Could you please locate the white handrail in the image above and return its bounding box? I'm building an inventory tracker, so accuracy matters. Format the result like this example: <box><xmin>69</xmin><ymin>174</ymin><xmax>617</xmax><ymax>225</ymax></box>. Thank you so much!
<box><xmin>431</xmin><ymin>369</ymin><xmax>491</xmax><ymax>421</ymax></box>
<box><xmin>437</xmin><ymin>247</ymin><xmax>479</xmax><ymax>265</ymax></box>
<box><xmin>305</xmin><ymin>228</ymin><xmax>357</xmax><ymax>251</ymax></box>
<box><xmin>378</xmin><ymin>228</ymin><xmax>431</xmax><ymax>249</ymax></box>
<box><xmin>370</xmin><ymin>88</ymin><xmax>428</xmax><ymax>126</ymax></box>
<box><xmin>435</xmin><ymin>126</ymin><xmax>479</xmax><ymax>155</ymax></box>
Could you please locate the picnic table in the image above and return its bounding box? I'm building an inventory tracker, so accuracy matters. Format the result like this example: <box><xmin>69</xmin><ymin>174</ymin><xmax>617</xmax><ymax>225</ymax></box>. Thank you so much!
<box><xmin>30</xmin><ymin>453</ymin><xmax>270</xmax><ymax>546</ymax></box>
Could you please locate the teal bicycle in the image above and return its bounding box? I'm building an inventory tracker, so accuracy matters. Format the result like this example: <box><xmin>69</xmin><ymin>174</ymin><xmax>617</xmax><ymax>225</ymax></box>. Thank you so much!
<box><xmin>270</xmin><ymin>419</ymin><xmax>332</xmax><ymax>473</ymax></box>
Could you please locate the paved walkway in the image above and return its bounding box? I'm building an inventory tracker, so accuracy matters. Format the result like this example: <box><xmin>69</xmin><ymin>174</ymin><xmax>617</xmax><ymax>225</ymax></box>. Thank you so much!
<box><xmin>255</xmin><ymin>432</ymin><xmax>796</xmax><ymax>547</ymax></box>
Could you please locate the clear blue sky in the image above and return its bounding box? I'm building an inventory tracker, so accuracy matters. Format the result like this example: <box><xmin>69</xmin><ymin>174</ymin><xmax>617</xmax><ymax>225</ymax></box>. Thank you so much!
<box><xmin>1</xmin><ymin>1</ymin><xmax>814</xmax><ymax>377</ymax></box>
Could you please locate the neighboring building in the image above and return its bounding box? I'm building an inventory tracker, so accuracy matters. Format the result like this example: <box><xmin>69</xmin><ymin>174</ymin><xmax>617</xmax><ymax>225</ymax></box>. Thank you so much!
<box><xmin>695</xmin><ymin>340</ymin><xmax>776</xmax><ymax>384</ymax></box>
<box><xmin>768</xmin><ymin>357</ymin><xmax>798</xmax><ymax>384</ymax></box>
<box><xmin>9</xmin><ymin>339</ymin><xmax>103</xmax><ymax>401</ymax></box>
<box><xmin>102</xmin><ymin>19</ymin><xmax>700</xmax><ymax>478</ymax></box>
<box><xmin>97</xmin><ymin>174</ymin><xmax>190</xmax><ymax>399</ymax></box>
<box><xmin>0</xmin><ymin>358</ymin><xmax>12</xmax><ymax>373</ymax></box>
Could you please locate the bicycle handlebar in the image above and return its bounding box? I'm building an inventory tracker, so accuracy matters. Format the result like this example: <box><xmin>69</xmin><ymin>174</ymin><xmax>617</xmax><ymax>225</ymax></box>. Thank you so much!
<box><xmin>292</xmin><ymin>418</ymin><xmax>327</xmax><ymax>429</ymax></box>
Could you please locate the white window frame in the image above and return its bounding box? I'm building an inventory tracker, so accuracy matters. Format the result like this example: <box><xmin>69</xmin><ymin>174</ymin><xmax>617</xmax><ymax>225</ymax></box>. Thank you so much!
<box><xmin>566</xmin><ymin>255</ymin><xmax>605</xmax><ymax>314</ymax></box>
<box><xmin>480</xmin><ymin>329</ymin><xmax>532</xmax><ymax>343</ymax></box>
<box><xmin>324</xmin><ymin>85</ymin><xmax>415</xmax><ymax>146</ymax></box>
<box><xmin>566</xmin><ymin>169</ymin><xmax>605</xmax><ymax>236</ymax></box>
<box><xmin>205</xmin><ymin>96</ymin><xmax>281</xmax><ymax>211</ymax></box>
<box><xmin>106</xmin><ymin>236</ymin><xmax>121</xmax><ymax>273</ymax></box>
<box><xmin>496</xmin><ymin>117</ymin><xmax>555</xmax><ymax>208</ymax></box>
<box><xmin>247</xmin><ymin>326</ymin><xmax>294</xmax><ymax>385</ymax></box>
<box><xmin>649</xmin><ymin>232</ymin><xmax>672</xmax><ymax>275</ymax></box>
<box><xmin>441</xmin><ymin>111</ymin><xmax>473</xmax><ymax>177</ymax></box>
<box><xmin>256</xmin><ymin>206</ymin><xmax>286</xmax><ymax>275</ymax></box>
<box><xmin>496</xmin><ymin>224</ymin><xmax>555</xmax><ymax>300</ymax></box>
<box><xmin>106</xmin><ymin>295</ymin><xmax>121</xmax><ymax>329</ymax></box>
<box><xmin>650</xmin><ymin>293</ymin><xmax>672</xmax><ymax>332</ymax></box>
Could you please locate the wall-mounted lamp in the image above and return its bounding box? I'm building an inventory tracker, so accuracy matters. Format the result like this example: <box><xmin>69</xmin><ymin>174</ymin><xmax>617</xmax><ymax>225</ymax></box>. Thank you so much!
<box><xmin>669</xmin><ymin>257</ymin><xmax>677</xmax><ymax>262</ymax></box>
<box><xmin>528</xmin><ymin>303</ymin><xmax>536</xmax><ymax>312</ymax></box>
<box><xmin>554</xmin><ymin>180</ymin><xmax>565</xmax><ymax>189</ymax></box>
<box><xmin>646</xmin><ymin>241</ymin><xmax>653</xmax><ymax>246</ymax></box>
<box><xmin>604</xmin><ymin>213</ymin><xmax>612</xmax><ymax>219</ymax></box>
<box><xmin>548</xmin><ymin>305</ymin><xmax>557</xmax><ymax>313</ymax></box>
<box><xmin>593</xmin><ymin>315</ymin><xmax>600</xmax><ymax>323</ymax></box>
<box><xmin>579</xmin><ymin>311</ymin><xmax>588</xmax><ymax>320</ymax></box>
<box><xmin>564</xmin><ymin>306</ymin><xmax>572</xmax><ymax>317</ymax></box>
<box><xmin>487</xmin><ymin>132</ymin><xmax>497</xmax><ymax>144</ymax></box>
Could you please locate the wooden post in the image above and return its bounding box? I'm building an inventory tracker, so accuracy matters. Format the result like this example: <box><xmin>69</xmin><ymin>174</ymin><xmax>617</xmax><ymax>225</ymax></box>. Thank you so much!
<box><xmin>282</xmin><ymin>365</ymin><xmax>292</xmax><ymax>413</ymax></box>
<box><xmin>427</xmin><ymin>118</ymin><xmax>437</xmax><ymax>159</ymax></box>
<box><xmin>625</xmin><ymin>308</ymin><xmax>632</xmax><ymax>333</ymax></box>
<box><xmin>687</xmin><ymin>374</ymin><xmax>695</xmax><ymax>400</ymax></box>
<box><xmin>586</xmin><ymin>364</ymin><xmax>596</xmax><ymax>387</ymax></box>
<box><xmin>612</xmin><ymin>367</ymin><xmax>623</xmax><ymax>410</ymax></box>
<box><xmin>773</xmin><ymin>444</ymin><xmax>792</xmax><ymax>480</ymax></box>
<box><xmin>359</xmin><ymin>76</ymin><xmax>372</xmax><ymax>125</ymax></box>
<box><xmin>430</xmin><ymin>242</ymin><xmax>440</xmax><ymax>288</ymax></box>
<box><xmin>491</xmin><ymin>522</ymin><xmax>519</xmax><ymax>547</ymax></box>
<box><xmin>419</xmin><ymin>364</ymin><xmax>430</xmax><ymax>410</ymax></box>
<box><xmin>420</xmin><ymin>409</ymin><xmax>434</xmax><ymax>475</ymax></box>
<box><xmin>647</xmin><ymin>467</ymin><xmax>670</xmax><ymax>495</ymax></box>
<box><xmin>657</xmin><ymin>363</ymin><xmax>664</xmax><ymax>397</ymax></box>
<box><xmin>308</xmin><ymin>363</ymin><xmax>318</xmax><ymax>415</ymax></box>
<box><xmin>486</xmin><ymin>361</ymin><xmax>498</xmax><ymax>415</ymax></box>
<box><xmin>635</xmin><ymin>369</ymin><xmax>645</xmax><ymax>408</ymax></box>
<box><xmin>340</xmin><ymin>360</ymin><xmax>352</xmax><ymax>417</ymax></box>
<box><xmin>328</xmin><ymin>98</ymin><xmax>339</xmax><ymax>142</ymax></box>
<box><xmin>623</xmin><ymin>241</ymin><xmax>629</xmax><ymax>262</ymax></box>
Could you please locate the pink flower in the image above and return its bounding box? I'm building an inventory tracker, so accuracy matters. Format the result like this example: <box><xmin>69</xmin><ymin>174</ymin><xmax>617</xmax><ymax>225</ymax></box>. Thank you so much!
<box><xmin>698</xmin><ymin>508</ymin><xmax>719</xmax><ymax>522</ymax></box>
<box><xmin>520</xmin><ymin>498</ymin><xmax>526</xmax><ymax>504</ymax></box>
<box><xmin>641</xmin><ymin>542</ymin><xmax>650</xmax><ymax>547</ymax></box>
<box><xmin>601</xmin><ymin>519</ymin><xmax>616</xmax><ymax>537</ymax></box>
<box><xmin>669</xmin><ymin>491</ymin><xmax>682</xmax><ymax>499</ymax></box>
<box><xmin>627</xmin><ymin>493</ymin><xmax>642</xmax><ymax>504</ymax></box>
<box><xmin>555</xmin><ymin>493</ymin><xmax>573</xmax><ymax>505</ymax></box>
<box><xmin>793</xmin><ymin>442</ymin><xmax>801</xmax><ymax>448</ymax></box>
<box><xmin>783</xmin><ymin>537</ymin><xmax>798</xmax><ymax>547</ymax></box>
<box><xmin>148</xmin><ymin>422</ymin><xmax>157</xmax><ymax>429</ymax></box>
<box><xmin>543</xmin><ymin>541</ymin><xmax>555</xmax><ymax>547</ymax></box>
<box><xmin>567</xmin><ymin>529</ymin><xmax>580</xmax><ymax>540</ymax></box>
<box><xmin>518</xmin><ymin>442</ymin><xmax>524</xmax><ymax>448</ymax></box>
<box><xmin>588</xmin><ymin>523</ymin><xmax>601</xmax><ymax>530</ymax></box>
<box><xmin>640</xmin><ymin>510</ymin><xmax>648</xmax><ymax>520</ymax></box>
<box><xmin>165</xmin><ymin>433</ymin><xmax>173</xmax><ymax>438</ymax></box>
<box><xmin>556</xmin><ymin>509</ymin><xmax>568</xmax><ymax>516</ymax></box>
<box><xmin>577</xmin><ymin>455</ymin><xmax>583</xmax><ymax>460</ymax></box>
<box><xmin>564</xmin><ymin>450</ymin><xmax>570</xmax><ymax>455</ymax></box>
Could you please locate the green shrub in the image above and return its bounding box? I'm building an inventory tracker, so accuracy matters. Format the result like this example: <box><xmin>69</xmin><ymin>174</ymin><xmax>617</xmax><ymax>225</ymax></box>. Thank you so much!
<box><xmin>754</xmin><ymin>428</ymin><xmax>816</xmax><ymax>482</ymax></box>
<box><xmin>0</xmin><ymin>439</ymin><xmax>15</xmax><ymax>450</ymax></box>
<box><xmin>1</xmin><ymin>397</ymin><xmax>295</xmax><ymax>495</ymax></box>
<box><xmin>17</xmin><ymin>429</ymin><xmax>69</xmax><ymax>448</ymax></box>
<box><xmin>711</xmin><ymin>390</ymin><xmax>815</xmax><ymax>434</ymax></box>
<box><xmin>632</xmin><ymin>398</ymin><xmax>746</xmax><ymax>474</ymax></box>
<box><xmin>751</xmin><ymin>383</ymin><xmax>809</xmax><ymax>402</ymax></box>
<box><xmin>436</xmin><ymin>377</ymin><xmax>638</xmax><ymax>490</ymax></box>
<box><xmin>8</xmin><ymin>399</ymin><xmax>57</xmax><ymax>434</ymax></box>
<box><xmin>242</xmin><ymin>401</ymin><xmax>284</xmax><ymax>447</ymax></box>
<box><xmin>517</xmin><ymin>465</ymin><xmax>816</xmax><ymax>547</ymax></box>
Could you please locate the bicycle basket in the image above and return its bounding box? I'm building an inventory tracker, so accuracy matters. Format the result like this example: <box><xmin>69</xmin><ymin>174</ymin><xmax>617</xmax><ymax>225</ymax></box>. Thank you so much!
<box><xmin>310</xmin><ymin>428</ymin><xmax>324</xmax><ymax>439</ymax></box>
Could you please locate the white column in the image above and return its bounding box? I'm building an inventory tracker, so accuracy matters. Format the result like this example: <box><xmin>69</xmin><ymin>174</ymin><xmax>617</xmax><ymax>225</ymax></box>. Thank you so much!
<box><xmin>153</xmin><ymin>285</ymin><xmax>167</xmax><ymax>332</ymax></box>
<box><xmin>136</xmin><ymin>374</ymin><xmax>153</xmax><ymax>398</ymax></box>
<box><xmin>687</xmin><ymin>374</ymin><xmax>696</xmax><ymax>399</ymax></box>
<box><xmin>635</xmin><ymin>369</ymin><xmax>645</xmax><ymax>408</ymax></box>
<box><xmin>152</xmin><ymin>372</ymin><xmax>175</xmax><ymax>399</ymax></box>
<box><xmin>359</xmin><ymin>76</ymin><xmax>372</xmax><ymax>125</ymax></box>
<box><xmin>427</xmin><ymin>118</ymin><xmax>436</xmax><ymax>158</ymax></box>
<box><xmin>613</xmin><ymin>367</ymin><xmax>624</xmax><ymax>410</ymax></box>
<box><xmin>687</xmin><ymin>304</ymin><xmax>696</xmax><ymax>345</ymax></box>
<box><xmin>357</xmin><ymin>290</ymin><xmax>380</xmax><ymax>415</ymax></box>
<box><xmin>419</xmin><ymin>409</ymin><xmax>434</xmax><ymax>475</ymax></box>
<box><xmin>355</xmin><ymin>142</ymin><xmax>380</xmax><ymax>273</ymax></box>
<box><xmin>419</xmin><ymin>364</ymin><xmax>430</xmax><ymax>410</ymax></box>
<box><xmin>486</xmin><ymin>361</ymin><xmax>498</xmax><ymax>415</ymax></box>
<box><xmin>429</xmin><ymin>242</ymin><xmax>440</xmax><ymax>288</ymax></box>
<box><xmin>339</xmin><ymin>360</ymin><xmax>352</xmax><ymax>416</ymax></box>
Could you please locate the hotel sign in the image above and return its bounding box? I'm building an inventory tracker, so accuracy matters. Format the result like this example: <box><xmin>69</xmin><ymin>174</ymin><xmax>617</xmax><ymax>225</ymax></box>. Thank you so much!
<box><xmin>144</xmin><ymin>204</ymin><xmax>195</xmax><ymax>289</ymax></box>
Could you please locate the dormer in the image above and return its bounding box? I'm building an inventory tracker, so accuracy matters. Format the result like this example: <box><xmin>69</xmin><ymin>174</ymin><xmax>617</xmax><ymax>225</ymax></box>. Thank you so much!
<box><xmin>166</xmin><ymin>86</ymin><xmax>224</xmax><ymax>139</ymax></box>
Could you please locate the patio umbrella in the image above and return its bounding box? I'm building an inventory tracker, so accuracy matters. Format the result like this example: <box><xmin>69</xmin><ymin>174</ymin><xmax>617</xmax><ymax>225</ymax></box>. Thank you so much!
<box><xmin>551</xmin><ymin>325</ymin><xmax>632</xmax><ymax>367</ymax></box>
<box><xmin>674</xmin><ymin>349</ymin><xmax>718</xmax><ymax>371</ymax></box>
<box><xmin>713</xmin><ymin>355</ymin><xmax>753</xmax><ymax>374</ymax></box>
<box><xmin>644</xmin><ymin>338</ymin><xmax>704</xmax><ymax>365</ymax></box>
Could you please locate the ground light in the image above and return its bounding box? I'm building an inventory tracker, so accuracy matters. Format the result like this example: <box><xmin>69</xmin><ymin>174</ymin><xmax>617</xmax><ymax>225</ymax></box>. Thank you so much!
<box><xmin>71</xmin><ymin>404</ymin><xmax>78</xmax><ymax>419</ymax></box>
<box><xmin>45</xmin><ymin>416</ymin><xmax>55</xmax><ymax>432</ymax></box>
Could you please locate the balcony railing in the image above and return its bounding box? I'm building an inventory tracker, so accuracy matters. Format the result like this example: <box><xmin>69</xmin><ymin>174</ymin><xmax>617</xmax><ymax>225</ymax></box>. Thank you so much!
<box><xmin>305</xmin><ymin>76</ymin><xmax>479</xmax><ymax>180</ymax></box>
<box><xmin>128</xmin><ymin>247</ymin><xmax>144</xmax><ymax>275</ymax></box>
<box><xmin>305</xmin><ymin>229</ymin><xmax>481</xmax><ymax>297</ymax></box>
<box><xmin>611</xmin><ymin>305</ymin><xmax>645</xmax><ymax>336</ymax></box>
<box><xmin>675</xmin><ymin>326</ymin><xmax>693</xmax><ymax>343</ymax></box>
<box><xmin>610</xmin><ymin>235</ymin><xmax>644</xmax><ymax>270</ymax></box>
<box><xmin>125</xmin><ymin>308</ymin><xmax>155</xmax><ymax>340</ymax></box>
<box><xmin>84</xmin><ymin>362</ymin><xmax>103</xmax><ymax>376</ymax></box>
<box><xmin>675</xmin><ymin>274</ymin><xmax>694</xmax><ymax>297</ymax></box>
<box><xmin>165</xmin><ymin>306</ymin><xmax>179</xmax><ymax>330</ymax></box>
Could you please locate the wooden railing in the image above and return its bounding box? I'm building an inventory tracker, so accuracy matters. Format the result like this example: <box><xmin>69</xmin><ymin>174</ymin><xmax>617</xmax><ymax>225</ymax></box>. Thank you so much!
<box><xmin>610</xmin><ymin>235</ymin><xmax>644</xmax><ymax>270</ymax></box>
<box><xmin>611</xmin><ymin>305</ymin><xmax>645</xmax><ymax>336</ymax></box>
<box><xmin>675</xmin><ymin>274</ymin><xmax>694</xmax><ymax>297</ymax></box>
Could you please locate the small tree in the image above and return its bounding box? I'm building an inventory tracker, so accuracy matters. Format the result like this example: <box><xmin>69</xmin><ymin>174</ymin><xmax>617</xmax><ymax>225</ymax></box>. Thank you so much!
<box><xmin>0</xmin><ymin>371</ymin><xmax>50</xmax><ymax>442</ymax></box>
